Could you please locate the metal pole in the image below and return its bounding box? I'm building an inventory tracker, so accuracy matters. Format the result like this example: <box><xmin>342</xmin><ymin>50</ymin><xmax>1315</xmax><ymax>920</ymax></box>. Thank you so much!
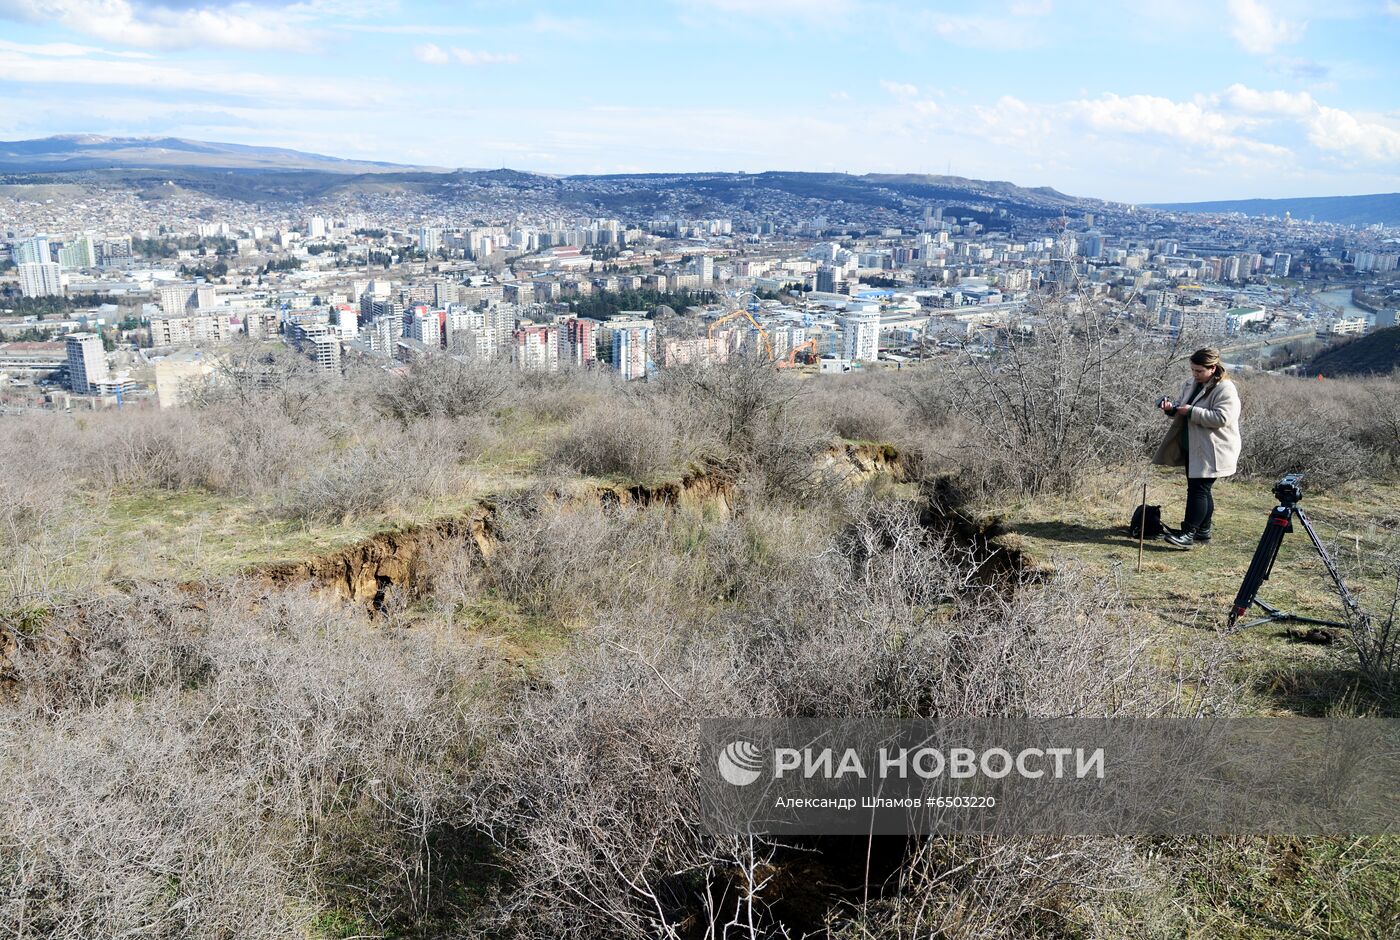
<box><xmin>1137</xmin><ymin>481</ymin><xmax>1147</xmax><ymax>572</ymax></box>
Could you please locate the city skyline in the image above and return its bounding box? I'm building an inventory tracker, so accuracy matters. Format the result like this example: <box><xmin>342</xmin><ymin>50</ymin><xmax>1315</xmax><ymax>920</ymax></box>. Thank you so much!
<box><xmin>0</xmin><ymin>0</ymin><xmax>1398</xmax><ymax>203</ymax></box>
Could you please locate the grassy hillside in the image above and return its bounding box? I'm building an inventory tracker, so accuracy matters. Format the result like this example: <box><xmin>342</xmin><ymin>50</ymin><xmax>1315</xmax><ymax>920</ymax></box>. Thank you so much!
<box><xmin>1306</xmin><ymin>326</ymin><xmax>1400</xmax><ymax>377</ymax></box>
<box><xmin>4</xmin><ymin>325</ymin><xmax>1398</xmax><ymax>939</ymax></box>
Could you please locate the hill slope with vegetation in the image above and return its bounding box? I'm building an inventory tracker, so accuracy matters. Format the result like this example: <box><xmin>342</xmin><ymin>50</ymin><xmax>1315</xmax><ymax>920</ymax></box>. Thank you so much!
<box><xmin>1306</xmin><ymin>325</ymin><xmax>1400</xmax><ymax>377</ymax></box>
<box><xmin>3</xmin><ymin>300</ymin><xmax>1398</xmax><ymax>938</ymax></box>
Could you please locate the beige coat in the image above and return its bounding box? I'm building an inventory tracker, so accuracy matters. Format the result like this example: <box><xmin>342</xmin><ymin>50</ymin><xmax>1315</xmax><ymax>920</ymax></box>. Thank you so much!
<box><xmin>1152</xmin><ymin>377</ymin><xmax>1241</xmax><ymax>478</ymax></box>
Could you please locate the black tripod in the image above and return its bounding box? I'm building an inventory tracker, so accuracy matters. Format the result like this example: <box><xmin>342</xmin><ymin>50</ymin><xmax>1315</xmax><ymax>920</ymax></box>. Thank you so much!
<box><xmin>1228</xmin><ymin>482</ymin><xmax>1364</xmax><ymax>630</ymax></box>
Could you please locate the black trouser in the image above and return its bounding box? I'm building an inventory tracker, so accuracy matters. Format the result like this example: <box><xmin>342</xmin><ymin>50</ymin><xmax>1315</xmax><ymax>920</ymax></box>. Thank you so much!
<box><xmin>1183</xmin><ymin>476</ymin><xmax>1215</xmax><ymax>534</ymax></box>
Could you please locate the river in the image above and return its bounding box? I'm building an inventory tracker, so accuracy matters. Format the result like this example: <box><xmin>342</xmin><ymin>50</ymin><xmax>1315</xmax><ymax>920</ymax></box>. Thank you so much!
<box><xmin>1313</xmin><ymin>287</ymin><xmax>1372</xmax><ymax>323</ymax></box>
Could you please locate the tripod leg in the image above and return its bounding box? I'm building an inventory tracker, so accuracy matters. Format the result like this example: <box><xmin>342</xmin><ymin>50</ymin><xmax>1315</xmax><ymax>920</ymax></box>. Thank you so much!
<box><xmin>1294</xmin><ymin>508</ymin><xmax>1368</xmax><ymax>627</ymax></box>
<box><xmin>1230</xmin><ymin>508</ymin><xmax>1290</xmax><ymax>627</ymax></box>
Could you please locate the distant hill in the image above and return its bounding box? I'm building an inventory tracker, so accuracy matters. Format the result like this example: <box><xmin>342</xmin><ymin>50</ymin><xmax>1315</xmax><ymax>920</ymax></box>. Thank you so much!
<box><xmin>1148</xmin><ymin>192</ymin><xmax>1400</xmax><ymax>226</ymax></box>
<box><xmin>1305</xmin><ymin>326</ymin><xmax>1400</xmax><ymax>377</ymax></box>
<box><xmin>0</xmin><ymin>134</ymin><xmax>447</xmax><ymax>174</ymax></box>
<box><xmin>0</xmin><ymin>140</ymin><xmax>1103</xmax><ymax>219</ymax></box>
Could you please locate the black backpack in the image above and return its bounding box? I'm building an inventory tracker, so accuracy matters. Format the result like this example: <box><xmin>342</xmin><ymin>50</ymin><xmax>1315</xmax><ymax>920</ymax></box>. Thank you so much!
<box><xmin>1129</xmin><ymin>504</ymin><xmax>1164</xmax><ymax>539</ymax></box>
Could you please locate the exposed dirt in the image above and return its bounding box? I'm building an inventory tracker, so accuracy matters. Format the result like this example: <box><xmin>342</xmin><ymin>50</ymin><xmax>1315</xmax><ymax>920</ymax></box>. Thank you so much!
<box><xmin>251</xmin><ymin>442</ymin><xmax>924</xmax><ymax>608</ymax></box>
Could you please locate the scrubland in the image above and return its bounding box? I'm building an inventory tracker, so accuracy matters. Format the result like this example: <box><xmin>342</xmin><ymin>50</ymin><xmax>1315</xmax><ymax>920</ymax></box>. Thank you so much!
<box><xmin>3</xmin><ymin>303</ymin><xmax>1398</xmax><ymax>938</ymax></box>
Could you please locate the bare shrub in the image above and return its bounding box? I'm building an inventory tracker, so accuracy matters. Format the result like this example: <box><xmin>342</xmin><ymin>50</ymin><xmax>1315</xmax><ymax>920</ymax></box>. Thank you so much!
<box><xmin>940</xmin><ymin>292</ymin><xmax>1175</xmax><ymax>499</ymax></box>
<box><xmin>1235</xmin><ymin>373</ymin><xmax>1376</xmax><ymax>489</ymax></box>
<box><xmin>0</xmin><ymin>423</ymin><xmax>97</xmax><ymax>606</ymax></box>
<box><xmin>0</xmin><ymin>581</ymin><xmax>494</xmax><ymax>938</ymax></box>
<box><xmin>186</xmin><ymin>337</ymin><xmax>333</xmax><ymax>416</ymax></box>
<box><xmin>805</xmin><ymin>374</ymin><xmax>906</xmax><ymax>443</ymax></box>
<box><xmin>1348</xmin><ymin>560</ymin><xmax>1400</xmax><ymax>701</ymax></box>
<box><xmin>511</xmin><ymin>365</ymin><xmax>619</xmax><ymax>424</ymax></box>
<box><xmin>379</xmin><ymin>356</ymin><xmax>512</xmax><ymax>422</ymax></box>
<box><xmin>837</xmin><ymin>836</ymin><xmax>1168</xmax><ymax>940</ymax></box>
<box><xmin>547</xmin><ymin>401</ymin><xmax>693</xmax><ymax>480</ymax></box>
<box><xmin>474</xmin><ymin>496</ymin><xmax>1204</xmax><ymax>938</ymax></box>
<box><xmin>81</xmin><ymin>408</ymin><xmax>235</xmax><ymax>492</ymax></box>
<box><xmin>660</xmin><ymin>358</ymin><xmax>836</xmax><ymax>500</ymax></box>
<box><xmin>277</xmin><ymin>427</ymin><xmax>471</xmax><ymax>525</ymax></box>
<box><xmin>1347</xmin><ymin>375</ymin><xmax>1400</xmax><ymax>473</ymax></box>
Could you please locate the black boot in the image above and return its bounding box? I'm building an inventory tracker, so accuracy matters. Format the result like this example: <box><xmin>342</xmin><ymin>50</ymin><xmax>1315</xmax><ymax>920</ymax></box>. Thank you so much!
<box><xmin>1194</xmin><ymin>526</ymin><xmax>1212</xmax><ymax>543</ymax></box>
<box><xmin>1164</xmin><ymin>528</ymin><xmax>1195</xmax><ymax>547</ymax></box>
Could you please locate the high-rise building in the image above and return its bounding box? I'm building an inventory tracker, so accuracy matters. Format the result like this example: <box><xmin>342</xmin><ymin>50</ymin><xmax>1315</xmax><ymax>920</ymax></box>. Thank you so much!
<box><xmin>434</xmin><ymin>281</ymin><xmax>459</xmax><ymax>306</ymax></box>
<box><xmin>14</xmin><ymin>236</ymin><xmax>50</xmax><ymax>265</ymax></box>
<box><xmin>19</xmin><ymin>261</ymin><xmax>63</xmax><ymax>297</ymax></box>
<box><xmin>562</xmin><ymin>317</ymin><xmax>596</xmax><ymax>366</ymax></box>
<box><xmin>512</xmin><ymin>324</ymin><xmax>559</xmax><ymax>372</ymax></box>
<box><xmin>56</xmin><ymin>235</ymin><xmax>96</xmax><ymax>269</ymax></box>
<box><xmin>66</xmin><ymin>332</ymin><xmax>109</xmax><ymax>394</ymax></box>
<box><xmin>160</xmin><ymin>284</ymin><xmax>194</xmax><ymax>314</ymax></box>
<box><xmin>307</xmin><ymin>334</ymin><xmax>341</xmax><ymax>373</ymax></box>
<box><xmin>612</xmin><ymin>324</ymin><xmax>653</xmax><ymax>380</ymax></box>
<box><xmin>243</xmin><ymin>309</ymin><xmax>282</xmax><ymax>339</ymax></box>
<box><xmin>1273</xmin><ymin>252</ymin><xmax>1292</xmax><ymax>277</ymax></box>
<box><xmin>419</xmin><ymin>226</ymin><xmax>442</xmax><ymax>255</ymax></box>
<box><xmin>839</xmin><ymin>309</ymin><xmax>881</xmax><ymax>362</ymax></box>
<box><xmin>96</xmin><ymin>236</ymin><xmax>133</xmax><ymax>267</ymax></box>
<box><xmin>816</xmin><ymin>265</ymin><xmax>839</xmax><ymax>293</ymax></box>
<box><xmin>410</xmin><ymin>308</ymin><xmax>442</xmax><ymax>347</ymax></box>
<box><xmin>308</xmin><ymin>216</ymin><xmax>327</xmax><ymax>238</ymax></box>
<box><xmin>334</xmin><ymin>304</ymin><xmax>358</xmax><ymax>340</ymax></box>
<box><xmin>149</xmin><ymin>313</ymin><xmax>230</xmax><ymax>347</ymax></box>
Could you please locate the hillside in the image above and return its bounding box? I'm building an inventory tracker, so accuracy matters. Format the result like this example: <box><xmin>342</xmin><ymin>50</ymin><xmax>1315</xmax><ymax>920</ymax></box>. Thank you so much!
<box><xmin>0</xmin><ymin>134</ymin><xmax>446</xmax><ymax>174</ymax></box>
<box><xmin>1148</xmin><ymin>191</ymin><xmax>1400</xmax><ymax>226</ymax></box>
<box><xmin>0</xmin><ymin>135</ymin><xmax>1096</xmax><ymax>217</ymax></box>
<box><xmin>1306</xmin><ymin>325</ymin><xmax>1400</xmax><ymax>376</ymax></box>
<box><xmin>3</xmin><ymin>348</ymin><xmax>1399</xmax><ymax>938</ymax></box>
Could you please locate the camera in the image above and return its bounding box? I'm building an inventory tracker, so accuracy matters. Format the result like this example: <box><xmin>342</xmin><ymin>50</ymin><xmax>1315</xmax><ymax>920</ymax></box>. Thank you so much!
<box><xmin>1273</xmin><ymin>473</ymin><xmax>1305</xmax><ymax>506</ymax></box>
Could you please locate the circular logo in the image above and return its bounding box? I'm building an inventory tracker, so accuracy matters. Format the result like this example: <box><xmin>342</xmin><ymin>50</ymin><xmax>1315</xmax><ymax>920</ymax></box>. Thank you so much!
<box><xmin>718</xmin><ymin>740</ymin><xmax>764</xmax><ymax>786</ymax></box>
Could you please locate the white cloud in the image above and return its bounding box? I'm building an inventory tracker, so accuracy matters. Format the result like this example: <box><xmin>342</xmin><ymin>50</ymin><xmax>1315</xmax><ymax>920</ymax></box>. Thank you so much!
<box><xmin>673</xmin><ymin>0</ymin><xmax>852</xmax><ymax>15</ymax></box>
<box><xmin>0</xmin><ymin>37</ymin><xmax>153</xmax><ymax>58</ymax></box>
<box><xmin>880</xmin><ymin>80</ymin><xmax>918</xmax><ymax>98</ymax></box>
<box><xmin>1074</xmin><ymin>93</ymin><xmax>1239</xmax><ymax>146</ymax></box>
<box><xmin>414</xmin><ymin>42</ymin><xmax>450</xmax><ymax>65</ymax></box>
<box><xmin>925</xmin><ymin>13</ymin><xmax>1043</xmax><ymax>48</ymax></box>
<box><xmin>1226</xmin><ymin>0</ymin><xmax>1305</xmax><ymax>54</ymax></box>
<box><xmin>1306</xmin><ymin>105</ymin><xmax>1400</xmax><ymax>162</ymax></box>
<box><xmin>0</xmin><ymin>46</ymin><xmax>379</xmax><ymax>106</ymax></box>
<box><xmin>1219</xmin><ymin>83</ymin><xmax>1315</xmax><ymax>117</ymax></box>
<box><xmin>0</xmin><ymin>0</ymin><xmax>316</xmax><ymax>51</ymax></box>
<box><xmin>340</xmin><ymin>24</ymin><xmax>480</xmax><ymax>36</ymax></box>
<box><xmin>1388</xmin><ymin>1</ymin><xmax>1400</xmax><ymax>15</ymax></box>
<box><xmin>415</xmin><ymin>44</ymin><xmax>519</xmax><ymax>66</ymax></box>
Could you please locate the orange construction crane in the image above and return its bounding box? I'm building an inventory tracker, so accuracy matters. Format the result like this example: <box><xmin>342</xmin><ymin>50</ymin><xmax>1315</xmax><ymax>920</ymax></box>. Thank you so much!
<box><xmin>776</xmin><ymin>336</ymin><xmax>818</xmax><ymax>369</ymax></box>
<box><xmin>707</xmin><ymin>295</ymin><xmax>774</xmax><ymax>360</ymax></box>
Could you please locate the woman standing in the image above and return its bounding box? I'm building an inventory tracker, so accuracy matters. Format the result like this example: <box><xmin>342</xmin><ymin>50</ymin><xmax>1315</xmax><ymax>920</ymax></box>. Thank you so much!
<box><xmin>1152</xmin><ymin>348</ymin><xmax>1242</xmax><ymax>547</ymax></box>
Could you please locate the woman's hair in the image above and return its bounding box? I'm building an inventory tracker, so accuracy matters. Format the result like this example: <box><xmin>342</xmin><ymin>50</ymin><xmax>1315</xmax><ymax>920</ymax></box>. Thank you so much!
<box><xmin>1190</xmin><ymin>347</ymin><xmax>1228</xmax><ymax>382</ymax></box>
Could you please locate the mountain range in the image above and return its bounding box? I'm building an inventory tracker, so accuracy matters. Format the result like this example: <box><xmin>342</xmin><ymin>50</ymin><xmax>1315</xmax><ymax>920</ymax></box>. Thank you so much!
<box><xmin>0</xmin><ymin>134</ymin><xmax>447</xmax><ymax>174</ymax></box>
<box><xmin>4</xmin><ymin>135</ymin><xmax>1397</xmax><ymax>226</ymax></box>
<box><xmin>1148</xmin><ymin>193</ymin><xmax>1400</xmax><ymax>227</ymax></box>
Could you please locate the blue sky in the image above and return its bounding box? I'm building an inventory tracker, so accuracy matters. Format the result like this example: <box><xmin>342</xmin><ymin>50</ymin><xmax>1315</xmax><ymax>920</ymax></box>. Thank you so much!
<box><xmin>1</xmin><ymin>0</ymin><xmax>1398</xmax><ymax>202</ymax></box>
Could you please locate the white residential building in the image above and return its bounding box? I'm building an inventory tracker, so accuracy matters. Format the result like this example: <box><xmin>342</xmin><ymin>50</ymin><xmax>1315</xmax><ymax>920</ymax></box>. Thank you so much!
<box><xmin>66</xmin><ymin>332</ymin><xmax>109</xmax><ymax>394</ymax></box>
<box><xmin>839</xmin><ymin>308</ymin><xmax>881</xmax><ymax>362</ymax></box>
<box><xmin>19</xmin><ymin>261</ymin><xmax>63</xmax><ymax>297</ymax></box>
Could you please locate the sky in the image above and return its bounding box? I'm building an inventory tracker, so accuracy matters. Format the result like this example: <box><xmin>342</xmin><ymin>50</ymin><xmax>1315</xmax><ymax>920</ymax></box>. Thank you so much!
<box><xmin>0</xmin><ymin>0</ymin><xmax>1398</xmax><ymax>203</ymax></box>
